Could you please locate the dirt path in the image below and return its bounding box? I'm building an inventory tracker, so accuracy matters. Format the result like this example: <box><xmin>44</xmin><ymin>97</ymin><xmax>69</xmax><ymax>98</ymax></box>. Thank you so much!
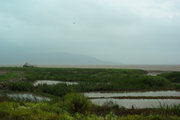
<box><xmin>0</xmin><ymin>71</ymin><xmax>8</xmax><ymax>74</ymax></box>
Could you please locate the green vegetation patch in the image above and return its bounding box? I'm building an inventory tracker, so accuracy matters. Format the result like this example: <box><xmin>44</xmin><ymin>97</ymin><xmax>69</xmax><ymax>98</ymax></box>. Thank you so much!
<box><xmin>1</xmin><ymin>67</ymin><xmax>180</xmax><ymax>119</ymax></box>
<box><xmin>22</xmin><ymin>67</ymin><xmax>171</xmax><ymax>92</ymax></box>
<box><xmin>1</xmin><ymin>95</ymin><xmax>180</xmax><ymax>120</ymax></box>
<box><xmin>0</xmin><ymin>71</ymin><xmax>19</xmax><ymax>82</ymax></box>
<box><xmin>0</xmin><ymin>67</ymin><xmax>175</xmax><ymax>97</ymax></box>
<box><xmin>160</xmin><ymin>72</ymin><xmax>180</xmax><ymax>83</ymax></box>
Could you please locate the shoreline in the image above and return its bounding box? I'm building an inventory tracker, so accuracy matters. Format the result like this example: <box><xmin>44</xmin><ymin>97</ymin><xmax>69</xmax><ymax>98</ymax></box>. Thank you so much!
<box><xmin>1</xmin><ymin>64</ymin><xmax>180</xmax><ymax>71</ymax></box>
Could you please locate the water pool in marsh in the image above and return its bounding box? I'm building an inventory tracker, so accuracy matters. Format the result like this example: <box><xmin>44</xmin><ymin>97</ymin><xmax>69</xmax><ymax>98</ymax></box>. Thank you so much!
<box><xmin>91</xmin><ymin>98</ymin><xmax>180</xmax><ymax>109</ymax></box>
<box><xmin>84</xmin><ymin>91</ymin><xmax>180</xmax><ymax>109</ymax></box>
<box><xmin>147</xmin><ymin>72</ymin><xmax>161</xmax><ymax>76</ymax></box>
<box><xmin>6</xmin><ymin>93</ymin><xmax>50</xmax><ymax>102</ymax></box>
<box><xmin>146</xmin><ymin>71</ymin><xmax>169</xmax><ymax>76</ymax></box>
<box><xmin>33</xmin><ymin>80</ymin><xmax>78</xmax><ymax>86</ymax></box>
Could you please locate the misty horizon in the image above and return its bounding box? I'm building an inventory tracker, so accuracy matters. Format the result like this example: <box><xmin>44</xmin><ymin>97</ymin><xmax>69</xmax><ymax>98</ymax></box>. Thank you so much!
<box><xmin>0</xmin><ymin>0</ymin><xmax>180</xmax><ymax>65</ymax></box>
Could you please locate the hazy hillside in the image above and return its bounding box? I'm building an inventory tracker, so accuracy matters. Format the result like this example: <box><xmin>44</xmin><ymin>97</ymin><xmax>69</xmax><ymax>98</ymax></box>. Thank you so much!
<box><xmin>0</xmin><ymin>52</ymin><xmax>115</xmax><ymax>65</ymax></box>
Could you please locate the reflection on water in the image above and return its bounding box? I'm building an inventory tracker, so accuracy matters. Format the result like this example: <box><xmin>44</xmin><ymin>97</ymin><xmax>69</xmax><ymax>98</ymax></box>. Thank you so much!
<box><xmin>91</xmin><ymin>98</ymin><xmax>180</xmax><ymax>109</ymax></box>
<box><xmin>7</xmin><ymin>93</ymin><xmax>50</xmax><ymax>102</ymax></box>
<box><xmin>146</xmin><ymin>71</ymin><xmax>169</xmax><ymax>76</ymax></box>
<box><xmin>84</xmin><ymin>91</ymin><xmax>180</xmax><ymax>98</ymax></box>
<box><xmin>34</xmin><ymin>80</ymin><xmax>78</xmax><ymax>86</ymax></box>
<box><xmin>147</xmin><ymin>72</ymin><xmax>161</xmax><ymax>76</ymax></box>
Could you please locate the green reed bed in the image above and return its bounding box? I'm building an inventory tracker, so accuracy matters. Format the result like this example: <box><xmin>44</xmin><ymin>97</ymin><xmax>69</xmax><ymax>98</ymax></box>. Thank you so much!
<box><xmin>0</xmin><ymin>71</ymin><xmax>19</xmax><ymax>82</ymax></box>
<box><xmin>23</xmin><ymin>67</ymin><xmax>171</xmax><ymax>92</ymax></box>
<box><xmin>0</xmin><ymin>93</ymin><xmax>180</xmax><ymax>120</ymax></box>
<box><xmin>0</xmin><ymin>67</ymin><xmax>175</xmax><ymax>97</ymax></box>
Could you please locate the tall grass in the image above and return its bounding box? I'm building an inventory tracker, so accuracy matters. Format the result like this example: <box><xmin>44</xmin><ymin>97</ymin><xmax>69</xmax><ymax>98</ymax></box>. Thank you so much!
<box><xmin>158</xmin><ymin>104</ymin><xmax>180</xmax><ymax>116</ymax></box>
<box><xmin>0</xmin><ymin>72</ymin><xmax>19</xmax><ymax>82</ymax></box>
<box><xmin>1</xmin><ymin>67</ymin><xmax>173</xmax><ymax>97</ymax></box>
<box><xmin>7</xmin><ymin>81</ymin><xmax>34</xmax><ymax>92</ymax></box>
<box><xmin>160</xmin><ymin>72</ymin><xmax>180</xmax><ymax>83</ymax></box>
<box><xmin>0</xmin><ymin>94</ymin><xmax>180</xmax><ymax>120</ymax></box>
<box><xmin>23</xmin><ymin>68</ymin><xmax>171</xmax><ymax>92</ymax></box>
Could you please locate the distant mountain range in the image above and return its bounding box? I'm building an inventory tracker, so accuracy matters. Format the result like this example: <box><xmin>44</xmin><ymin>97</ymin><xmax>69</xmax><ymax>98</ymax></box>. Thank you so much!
<box><xmin>0</xmin><ymin>52</ymin><xmax>117</xmax><ymax>65</ymax></box>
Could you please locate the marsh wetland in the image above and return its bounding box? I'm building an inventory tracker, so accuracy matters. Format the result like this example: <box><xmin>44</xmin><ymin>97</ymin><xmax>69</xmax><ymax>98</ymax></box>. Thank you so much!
<box><xmin>1</xmin><ymin>67</ymin><xmax>180</xmax><ymax>120</ymax></box>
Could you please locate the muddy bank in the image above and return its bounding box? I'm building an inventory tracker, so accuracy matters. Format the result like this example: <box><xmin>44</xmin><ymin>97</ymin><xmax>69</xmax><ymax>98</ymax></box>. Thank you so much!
<box><xmin>84</xmin><ymin>91</ymin><xmax>180</xmax><ymax>98</ymax></box>
<box><xmin>90</xmin><ymin>96</ymin><xmax>180</xmax><ymax>99</ymax></box>
<box><xmin>37</xmin><ymin>65</ymin><xmax>180</xmax><ymax>71</ymax></box>
<box><xmin>0</xmin><ymin>71</ymin><xmax>7</xmax><ymax>74</ymax></box>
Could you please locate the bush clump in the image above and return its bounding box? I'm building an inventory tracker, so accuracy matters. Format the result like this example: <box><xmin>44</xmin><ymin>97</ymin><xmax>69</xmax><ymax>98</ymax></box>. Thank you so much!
<box><xmin>160</xmin><ymin>72</ymin><xmax>180</xmax><ymax>83</ymax></box>
<box><xmin>37</xmin><ymin>84</ymin><xmax>77</xmax><ymax>97</ymax></box>
<box><xmin>64</xmin><ymin>93</ymin><xmax>92</xmax><ymax>114</ymax></box>
<box><xmin>7</xmin><ymin>82</ymin><xmax>34</xmax><ymax>92</ymax></box>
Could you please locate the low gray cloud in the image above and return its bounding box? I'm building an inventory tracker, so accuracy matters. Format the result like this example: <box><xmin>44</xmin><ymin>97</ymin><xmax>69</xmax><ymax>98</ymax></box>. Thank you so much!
<box><xmin>0</xmin><ymin>0</ymin><xmax>180</xmax><ymax>64</ymax></box>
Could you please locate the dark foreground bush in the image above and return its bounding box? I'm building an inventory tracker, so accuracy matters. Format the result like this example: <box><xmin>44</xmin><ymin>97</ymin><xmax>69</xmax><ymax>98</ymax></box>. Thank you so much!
<box><xmin>37</xmin><ymin>84</ymin><xmax>77</xmax><ymax>97</ymax></box>
<box><xmin>64</xmin><ymin>93</ymin><xmax>92</xmax><ymax>114</ymax></box>
<box><xmin>160</xmin><ymin>72</ymin><xmax>180</xmax><ymax>83</ymax></box>
<box><xmin>0</xmin><ymin>100</ymin><xmax>180</xmax><ymax>120</ymax></box>
<box><xmin>7</xmin><ymin>82</ymin><xmax>34</xmax><ymax>92</ymax></box>
<box><xmin>0</xmin><ymin>71</ymin><xmax>19</xmax><ymax>82</ymax></box>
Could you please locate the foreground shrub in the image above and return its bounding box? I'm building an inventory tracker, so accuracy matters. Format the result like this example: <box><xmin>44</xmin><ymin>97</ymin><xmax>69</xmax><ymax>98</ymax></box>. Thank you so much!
<box><xmin>7</xmin><ymin>82</ymin><xmax>34</xmax><ymax>92</ymax></box>
<box><xmin>64</xmin><ymin>93</ymin><xmax>92</xmax><ymax>114</ymax></box>
<box><xmin>0</xmin><ymin>72</ymin><xmax>19</xmax><ymax>82</ymax></box>
<box><xmin>142</xmin><ymin>76</ymin><xmax>170</xmax><ymax>88</ymax></box>
<box><xmin>9</xmin><ymin>109</ymin><xmax>59</xmax><ymax>120</ymax></box>
<box><xmin>106</xmin><ymin>112</ymin><xmax>118</xmax><ymax>120</ymax></box>
<box><xmin>160</xmin><ymin>72</ymin><xmax>180</xmax><ymax>83</ymax></box>
<box><xmin>1</xmin><ymin>101</ymin><xmax>180</xmax><ymax>120</ymax></box>
<box><xmin>37</xmin><ymin>84</ymin><xmax>76</xmax><ymax>97</ymax></box>
<box><xmin>59</xmin><ymin>112</ymin><xmax>75</xmax><ymax>120</ymax></box>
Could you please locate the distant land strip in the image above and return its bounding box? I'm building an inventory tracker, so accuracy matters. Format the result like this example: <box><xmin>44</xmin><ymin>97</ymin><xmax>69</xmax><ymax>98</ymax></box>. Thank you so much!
<box><xmin>0</xmin><ymin>65</ymin><xmax>180</xmax><ymax>71</ymax></box>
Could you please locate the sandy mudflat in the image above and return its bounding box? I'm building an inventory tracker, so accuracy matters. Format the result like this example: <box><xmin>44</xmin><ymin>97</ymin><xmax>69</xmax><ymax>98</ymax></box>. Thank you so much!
<box><xmin>38</xmin><ymin>65</ymin><xmax>180</xmax><ymax>71</ymax></box>
<box><xmin>1</xmin><ymin>65</ymin><xmax>180</xmax><ymax>71</ymax></box>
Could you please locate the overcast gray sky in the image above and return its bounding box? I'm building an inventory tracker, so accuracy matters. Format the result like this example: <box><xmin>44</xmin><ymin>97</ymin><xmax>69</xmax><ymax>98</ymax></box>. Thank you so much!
<box><xmin>0</xmin><ymin>0</ymin><xmax>180</xmax><ymax>64</ymax></box>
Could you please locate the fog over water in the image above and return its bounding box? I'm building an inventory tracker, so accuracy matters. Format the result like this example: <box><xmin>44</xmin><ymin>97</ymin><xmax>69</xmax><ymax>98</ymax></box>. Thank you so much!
<box><xmin>0</xmin><ymin>0</ymin><xmax>180</xmax><ymax>65</ymax></box>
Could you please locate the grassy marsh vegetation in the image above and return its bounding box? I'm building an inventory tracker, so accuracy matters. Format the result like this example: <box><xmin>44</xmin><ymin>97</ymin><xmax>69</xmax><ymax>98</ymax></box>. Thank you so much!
<box><xmin>160</xmin><ymin>72</ymin><xmax>180</xmax><ymax>83</ymax></box>
<box><xmin>1</xmin><ymin>93</ymin><xmax>180</xmax><ymax>120</ymax></box>
<box><xmin>0</xmin><ymin>67</ymin><xmax>180</xmax><ymax>120</ymax></box>
<box><xmin>0</xmin><ymin>71</ymin><xmax>19</xmax><ymax>82</ymax></box>
<box><xmin>1</xmin><ymin>67</ymin><xmax>174</xmax><ymax>97</ymax></box>
<box><xmin>23</xmin><ymin>68</ymin><xmax>172</xmax><ymax>91</ymax></box>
